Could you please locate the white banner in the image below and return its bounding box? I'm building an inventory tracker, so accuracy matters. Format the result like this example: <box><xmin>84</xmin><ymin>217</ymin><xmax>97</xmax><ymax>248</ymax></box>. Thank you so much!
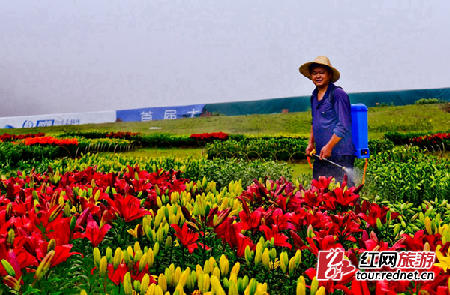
<box><xmin>0</xmin><ymin>111</ymin><xmax>117</xmax><ymax>129</ymax></box>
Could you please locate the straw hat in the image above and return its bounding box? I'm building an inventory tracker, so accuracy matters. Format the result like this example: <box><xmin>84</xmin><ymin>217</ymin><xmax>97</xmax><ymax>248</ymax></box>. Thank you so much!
<box><xmin>299</xmin><ymin>56</ymin><xmax>340</xmax><ymax>83</ymax></box>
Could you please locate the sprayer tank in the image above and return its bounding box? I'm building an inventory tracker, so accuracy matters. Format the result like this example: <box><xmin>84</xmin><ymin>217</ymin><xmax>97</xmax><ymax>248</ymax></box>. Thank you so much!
<box><xmin>351</xmin><ymin>104</ymin><xmax>370</xmax><ymax>159</ymax></box>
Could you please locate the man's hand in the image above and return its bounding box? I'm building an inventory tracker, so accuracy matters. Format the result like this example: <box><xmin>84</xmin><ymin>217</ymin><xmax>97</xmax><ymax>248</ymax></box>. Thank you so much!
<box><xmin>306</xmin><ymin>144</ymin><xmax>315</xmax><ymax>156</ymax></box>
<box><xmin>319</xmin><ymin>144</ymin><xmax>332</xmax><ymax>159</ymax></box>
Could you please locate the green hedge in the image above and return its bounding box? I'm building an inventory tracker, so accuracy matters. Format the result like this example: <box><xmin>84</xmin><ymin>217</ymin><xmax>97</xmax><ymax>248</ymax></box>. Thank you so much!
<box><xmin>356</xmin><ymin>146</ymin><xmax>450</xmax><ymax>205</ymax></box>
<box><xmin>367</xmin><ymin>139</ymin><xmax>394</xmax><ymax>156</ymax></box>
<box><xmin>0</xmin><ymin>142</ymin><xmax>60</xmax><ymax>168</ymax></box>
<box><xmin>205</xmin><ymin>138</ymin><xmax>308</xmax><ymax>161</ymax></box>
<box><xmin>206</xmin><ymin>138</ymin><xmax>394</xmax><ymax>161</ymax></box>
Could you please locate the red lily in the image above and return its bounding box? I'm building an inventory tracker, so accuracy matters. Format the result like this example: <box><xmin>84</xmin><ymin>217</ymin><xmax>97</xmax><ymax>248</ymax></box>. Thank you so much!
<box><xmin>83</xmin><ymin>215</ymin><xmax>111</xmax><ymax>247</ymax></box>
<box><xmin>171</xmin><ymin>223</ymin><xmax>209</xmax><ymax>254</ymax></box>
<box><xmin>112</xmin><ymin>194</ymin><xmax>151</xmax><ymax>222</ymax></box>
<box><xmin>259</xmin><ymin>225</ymin><xmax>292</xmax><ymax>249</ymax></box>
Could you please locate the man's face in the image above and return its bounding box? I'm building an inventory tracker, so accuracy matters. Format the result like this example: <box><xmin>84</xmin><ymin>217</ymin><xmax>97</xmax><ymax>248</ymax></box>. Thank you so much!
<box><xmin>310</xmin><ymin>65</ymin><xmax>332</xmax><ymax>88</ymax></box>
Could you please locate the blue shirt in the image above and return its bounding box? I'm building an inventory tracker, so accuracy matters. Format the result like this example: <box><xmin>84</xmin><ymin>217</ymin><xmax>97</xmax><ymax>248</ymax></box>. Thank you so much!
<box><xmin>311</xmin><ymin>83</ymin><xmax>355</xmax><ymax>156</ymax></box>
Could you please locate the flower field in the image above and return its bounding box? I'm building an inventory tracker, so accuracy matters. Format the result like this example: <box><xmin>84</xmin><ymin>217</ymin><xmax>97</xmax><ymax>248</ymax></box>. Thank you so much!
<box><xmin>1</xmin><ymin>131</ymin><xmax>450</xmax><ymax>294</ymax></box>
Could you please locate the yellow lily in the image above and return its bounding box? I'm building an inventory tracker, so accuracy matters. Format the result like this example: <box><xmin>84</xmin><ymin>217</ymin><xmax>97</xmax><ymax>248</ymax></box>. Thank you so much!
<box><xmin>434</xmin><ymin>245</ymin><xmax>450</xmax><ymax>272</ymax></box>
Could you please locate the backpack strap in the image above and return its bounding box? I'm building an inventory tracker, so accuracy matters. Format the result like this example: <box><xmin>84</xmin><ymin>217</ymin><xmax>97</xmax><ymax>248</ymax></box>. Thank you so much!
<box><xmin>310</xmin><ymin>85</ymin><xmax>343</xmax><ymax>106</ymax></box>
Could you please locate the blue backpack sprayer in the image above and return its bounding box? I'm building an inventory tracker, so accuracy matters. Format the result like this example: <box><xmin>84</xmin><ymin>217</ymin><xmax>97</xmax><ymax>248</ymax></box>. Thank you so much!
<box><xmin>307</xmin><ymin>103</ymin><xmax>370</xmax><ymax>186</ymax></box>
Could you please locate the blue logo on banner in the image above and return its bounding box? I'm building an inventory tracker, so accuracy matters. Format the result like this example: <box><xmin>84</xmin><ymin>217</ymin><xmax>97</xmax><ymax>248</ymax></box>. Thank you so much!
<box><xmin>3</xmin><ymin>125</ymin><xmax>13</xmax><ymax>129</ymax></box>
<box><xmin>22</xmin><ymin>120</ymin><xmax>34</xmax><ymax>128</ymax></box>
<box><xmin>116</xmin><ymin>104</ymin><xmax>205</xmax><ymax>122</ymax></box>
<box><xmin>36</xmin><ymin>119</ymin><xmax>55</xmax><ymax>127</ymax></box>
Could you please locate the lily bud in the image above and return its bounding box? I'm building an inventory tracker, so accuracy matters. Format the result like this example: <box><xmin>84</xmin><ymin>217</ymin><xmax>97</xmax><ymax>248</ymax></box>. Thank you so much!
<box><xmin>35</xmin><ymin>250</ymin><xmax>55</xmax><ymax>281</ymax></box>
<box><xmin>376</xmin><ymin>218</ymin><xmax>383</xmax><ymax>230</ymax></box>
<box><xmin>157</xmin><ymin>227</ymin><xmax>165</xmax><ymax>244</ymax></box>
<box><xmin>140</xmin><ymin>274</ymin><xmax>150</xmax><ymax>294</ymax></box>
<box><xmin>123</xmin><ymin>272</ymin><xmax>133</xmax><ymax>295</ymax></box>
<box><xmin>425</xmin><ymin>217</ymin><xmax>433</xmax><ymax>235</ymax></box>
<box><xmin>262</xmin><ymin>249</ymin><xmax>270</xmax><ymax>270</ymax></box>
<box><xmin>100</xmin><ymin>256</ymin><xmax>107</xmax><ymax>277</ymax></box>
<box><xmin>174</xmin><ymin>266</ymin><xmax>182</xmax><ymax>286</ymax></box>
<box><xmin>7</xmin><ymin>229</ymin><xmax>15</xmax><ymax>246</ymax></box>
<box><xmin>289</xmin><ymin>257</ymin><xmax>296</xmax><ymax>275</ymax></box>
<box><xmin>229</xmin><ymin>272</ymin><xmax>238</xmax><ymax>284</ymax></box>
<box><xmin>316</xmin><ymin>286</ymin><xmax>326</xmax><ymax>295</ymax></box>
<box><xmin>270</xmin><ymin>248</ymin><xmax>277</xmax><ymax>261</ymax></box>
<box><xmin>64</xmin><ymin>203</ymin><xmax>71</xmax><ymax>217</ymax></box>
<box><xmin>122</xmin><ymin>249</ymin><xmax>130</xmax><ymax>266</ymax></box>
<box><xmin>386</xmin><ymin>211</ymin><xmax>392</xmax><ymax>225</ymax></box>
<box><xmin>5</xmin><ymin>203</ymin><xmax>12</xmax><ymax>220</ymax></box>
<box><xmin>210</xmin><ymin>275</ymin><xmax>226</xmax><ymax>295</ymax></box>
<box><xmin>49</xmin><ymin>205</ymin><xmax>63</xmax><ymax>223</ymax></box>
<box><xmin>219</xmin><ymin>255</ymin><xmax>229</xmax><ymax>276</ymax></box>
<box><xmin>70</xmin><ymin>216</ymin><xmax>77</xmax><ymax>232</ymax></box>
<box><xmin>147</xmin><ymin>248</ymin><xmax>155</xmax><ymax>268</ymax></box>
<box><xmin>203</xmin><ymin>259</ymin><xmax>211</xmax><ymax>274</ymax></box>
<box><xmin>158</xmin><ymin>273</ymin><xmax>167</xmax><ymax>293</ymax></box>
<box><xmin>393</xmin><ymin>223</ymin><xmax>401</xmax><ymax>236</ymax></box>
<box><xmin>310</xmin><ymin>276</ymin><xmax>319</xmax><ymax>295</ymax></box>
<box><xmin>106</xmin><ymin>247</ymin><xmax>113</xmax><ymax>263</ymax></box>
<box><xmin>244</xmin><ymin>246</ymin><xmax>253</xmax><ymax>265</ymax></box>
<box><xmin>133</xmin><ymin>280</ymin><xmax>141</xmax><ymax>293</ymax></box>
<box><xmin>248</xmin><ymin>278</ymin><xmax>258</xmax><ymax>295</ymax></box>
<box><xmin>154</xmin><ymin>242</ymin><xmax>160</xmax><ymax>256</ymax></box>
<box><xmin>280</xmin><ymin>258</ymin><xmax>287</xmax><ymax>273</ymax></box>
<box><xmin>165</xmin><ymin>236</ymin><xmax>173</xmax><ymax>250</ymax></box>
<box><xmin>58</xmin><ymin>195</ymin><xmax>65</xmax><ymax>206</ymax></box>
<box><xmin>134</xmin><ymin>250</ymin><xmax>143</xmax><ymax>263</ymax></box>
<box><xmin>178</xmin><ymin>268</ymin><xmax>190</xmax><ymax>288</ymax></box>
<box><xmin>296</xmin><ymin>279</ymin><xmax>306</xmax><ymax>295</ymax></box>
<box><xmin>213</xmin><ymin>267</ymin><xmax>221</xmax><ymax>281</ymax></box>
<box><xmin>424</xmin><ymin>242</ymin><xmax>431</xmax><ymax>252</ymax></box>
<box><xmin>93</xmin><ymin>247</ymin><xmax>101</xmax><ymax>267</ymax></box>
<box><xmin>202</xmin><ymin>274</ymin><xmax>210</xmax><ymax>294</ymax></box>
<box><xmin>1</xmin><ymin>259</ymin><xmax>16</xmax><ymax>277</ymax></box>
<box><xmin>222</xmin><ymin>277</ymin><xmax>230</xmax><ymax>289</ymax></box>
<box><xmin>230</xmin><ymin>262</ymin><xmax>240</xmax><ymax>276</ymax></box>
<box><xmin>155</xmin><ymin>285</ymin><xmax>164</xmax><ymax>295</ymax></box>
<box><xmin>228</xmin><ymin>280</ymin><xmax>238</xmax><ymax>295</ymax></box>
<box><xmin>139</xmin><ymin>253</ymin><xmax>148</xmax><ymax>272</ymax></box>
<box><xmin>3</xmin><ymin>275</ymin><xmax>20</xmax><ymax>291</ymax></box>
<box><xmin>307</xmin><ymin>224</ymin><xmax>314</xmax><ymax>238</ymax></box>
<box><xmin>237</xmin><ymin>276</ymin><xmax>247</xmax><ymax>294</ymax></box>
<box><xmin>187</xmin><ymin>271</ymin><xmax>197</xmax><ymax>290</ymax></box>
<box><xmin>80</xmin><ymin>290</ymin><xmax>88</xmax><ymax>295</ymax></box>
<box><xmin>113</xmin><ymin>247</ymin><xmax>122</xmax><ymax>269</ymax></box>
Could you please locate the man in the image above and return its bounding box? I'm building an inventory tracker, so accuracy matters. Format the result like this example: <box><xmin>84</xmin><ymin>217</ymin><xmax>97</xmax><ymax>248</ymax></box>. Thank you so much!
<box><xmin>299</xmin><ymin>56</ymin><xmax>356</xmax><ymax>187</ymax></box>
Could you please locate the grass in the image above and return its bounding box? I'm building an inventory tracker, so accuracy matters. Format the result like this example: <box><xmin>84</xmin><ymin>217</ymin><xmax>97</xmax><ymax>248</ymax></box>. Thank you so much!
<box><xmin>103</xmin><ymin>148</ymin><xmax>206</xmax><ymax>159</ymax></box>
<box><xmin>3</xmin><ymin>105</ymin><xmax>448</xmax><ymax>140</ymax></box>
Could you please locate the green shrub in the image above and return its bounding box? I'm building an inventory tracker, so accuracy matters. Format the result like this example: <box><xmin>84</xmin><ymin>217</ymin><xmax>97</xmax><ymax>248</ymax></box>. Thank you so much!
<box><xmin>368</xmin><ymin>139</ymin><xmax>394</xmax><ymax>155</ymax></box>
<box><xmin>356</xmin><ymin>146</ymin><xmax>450</xmax><ymax>205</ymax></box>
<box><xmin>0</xmin><ymin>142</ymin><xmax>60</xmax><ymax>169</ymax></box>
<box><xmin>415</xmin><ymin>98</ymin><xmax>446</xmax><ymax>105</ymax></box>
<box><xmin>205</xmin><ymin>138</ymin><xmax>308</xmax><ymax>161</ymax></box>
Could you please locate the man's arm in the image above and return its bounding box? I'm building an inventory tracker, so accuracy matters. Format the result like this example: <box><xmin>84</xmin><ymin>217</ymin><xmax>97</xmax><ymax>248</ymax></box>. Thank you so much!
<box><xmin>319</xmin><ymin>89</ymin><xmax>351</xmax><ymax>159</ymax></box>
<box><xmin>306</xmin><ymin>125</ymin><xmax>315</xmax><ymax>155</ymax></box>
<box><xmin>319</xmin><ymin>134</ymin><xmax>341</xmax><ymax>159</ymax></box>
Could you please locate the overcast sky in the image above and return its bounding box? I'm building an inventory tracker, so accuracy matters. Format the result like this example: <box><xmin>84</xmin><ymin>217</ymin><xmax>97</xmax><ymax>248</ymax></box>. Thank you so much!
<box><xmin>1</xmin><ymin>0</ymin><xmax>449</xmax><ymax>117</ymax></box>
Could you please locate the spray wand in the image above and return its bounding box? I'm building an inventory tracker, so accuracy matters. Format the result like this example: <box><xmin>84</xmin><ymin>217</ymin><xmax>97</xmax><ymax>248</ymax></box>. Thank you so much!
<box><xmin>306</xmin><ymin>149</ymin><xmax>368</xmax><ymax>185</ymax></box>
